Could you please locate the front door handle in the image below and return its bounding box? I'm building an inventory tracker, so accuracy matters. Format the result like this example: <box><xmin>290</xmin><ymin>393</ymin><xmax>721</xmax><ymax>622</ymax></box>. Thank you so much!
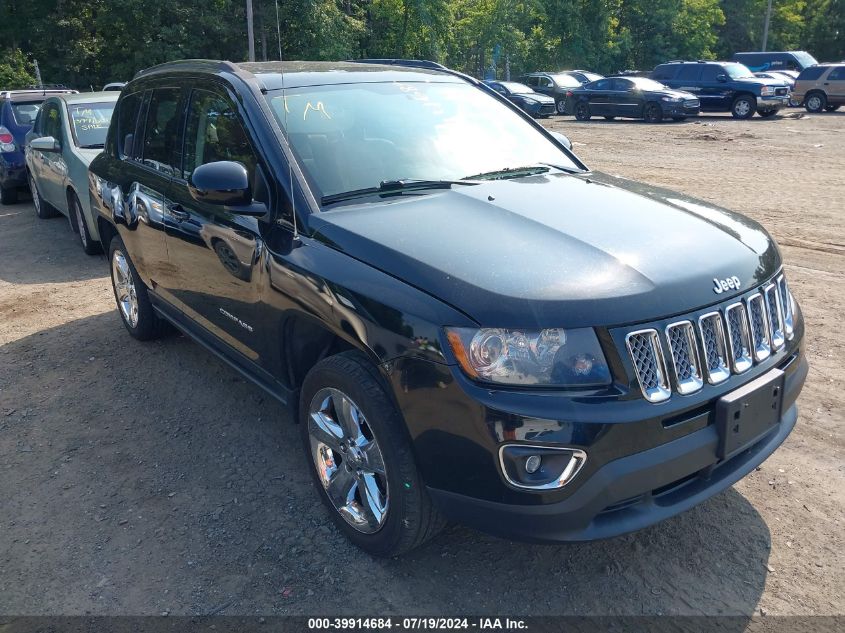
<box><xmin>169</xmin><ymin>204</ymin><xmax>190</xmax><ymax>221</ymax></box>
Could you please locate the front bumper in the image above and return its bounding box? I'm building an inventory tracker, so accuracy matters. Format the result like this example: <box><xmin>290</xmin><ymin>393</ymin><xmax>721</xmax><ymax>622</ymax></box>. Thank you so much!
<box><xmin>663</xmin><ymin>101</ymin><xmax>700</xmax><ymax>117</ymax></box>
<box><xmin>0</xmin><ymin>152</ymin><xmax>28</xmax><ymax>189</ymax></box>
<box><xmin>757</xmin><ymin>95</ymin><xmax>789</xmax><ymax>111</ymax></box>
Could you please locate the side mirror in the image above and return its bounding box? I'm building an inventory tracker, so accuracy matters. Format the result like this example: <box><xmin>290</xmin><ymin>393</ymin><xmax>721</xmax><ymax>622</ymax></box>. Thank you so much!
<box><xmin>716</xmin><ymin>74</ymin><xmax>728</xmax><ymax>83</ymax></box>
<box><xmin>30</xmin><ymin>136</ymin><xmax>61</xmax><ymax>153</ymax></box>
<box><xmin>188</xmin><ymin>161</ymin><xmax>266</xmax><ymax>216</ymax></box>
<box><xmin>550</xmin><ymin>130</ymin><xmax>573</xmax><ymax>150</ymax></box>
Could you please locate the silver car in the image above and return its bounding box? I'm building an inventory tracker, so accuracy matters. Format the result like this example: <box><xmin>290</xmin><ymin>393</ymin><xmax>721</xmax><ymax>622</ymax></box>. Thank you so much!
<box><xmin>25</xmin><ymin>92</ymin><xmax>118</xmax><ymax>254</ymax></box>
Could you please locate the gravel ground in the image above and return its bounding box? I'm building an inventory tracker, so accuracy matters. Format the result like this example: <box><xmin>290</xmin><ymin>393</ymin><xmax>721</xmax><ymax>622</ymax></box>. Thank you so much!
<box><xmin>0</xmin><ymin>111</ymin><xmax>842</xmax><ymax>617</ymax></box>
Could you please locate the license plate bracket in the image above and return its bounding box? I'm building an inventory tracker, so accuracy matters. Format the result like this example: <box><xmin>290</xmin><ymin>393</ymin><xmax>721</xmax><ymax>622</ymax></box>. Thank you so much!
<box><xmin>715</xmin><ymin>368</ymin><xmax>784</xmax><ymax>460</ymax></box>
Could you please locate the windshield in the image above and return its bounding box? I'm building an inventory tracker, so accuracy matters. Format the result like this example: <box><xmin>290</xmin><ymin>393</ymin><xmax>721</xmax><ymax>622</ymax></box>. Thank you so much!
<box><xmin>794</xmin><ymin>51</ymin><xmax>818</xmax><ymax>68</ymax></box>
<box><xmin>629</xmin><ymin>77</ymin><xmax>668</xmax><ymax>91</ymax></box>
<box><xmin>11</xmin><ymin>101</ymin><xmax>42</xmax><ymax>126</ymax></box>
<box><xmin>499</xmin><ymin>82</ymin><xmax>533</xmax><ymax>93</ymax></box>
<box><xmin>69</xmin><ymin>102</ymin><xmax>115</xmax><ymax>148</ymax></box>
<box><xmin>266</xmin><ymin>81</ymin><xmax>580</xmax><ymax>201</ymax></box>
<box><xmin>551</xmin><ymin>74</ymin><xmax>582</xmax><ymax>87</ymax></box>
<box><xmin>724</xmin><ymin>63</ymin><xmax>756</xmax><ymax>79</ymax></box>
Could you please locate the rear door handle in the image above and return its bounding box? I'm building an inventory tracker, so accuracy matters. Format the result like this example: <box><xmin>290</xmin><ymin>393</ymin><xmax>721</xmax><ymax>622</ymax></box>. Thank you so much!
<box><xmin>169</xmin><ymin>204</ymin><xmax>190</xmax><ymax>221</ymax></box>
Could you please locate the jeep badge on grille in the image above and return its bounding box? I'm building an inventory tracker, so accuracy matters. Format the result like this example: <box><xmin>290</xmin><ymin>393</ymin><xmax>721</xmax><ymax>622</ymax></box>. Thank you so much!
<box><xmin>713</xmin><ymin>276</ymin><xmax>741</xmax><ymax>294</ymax></box>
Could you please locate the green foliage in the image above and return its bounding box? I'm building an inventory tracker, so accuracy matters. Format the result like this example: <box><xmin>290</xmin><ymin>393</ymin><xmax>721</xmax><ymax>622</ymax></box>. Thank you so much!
<box><xmin>1</xmin><ymin>0</ymin><xmax>841</xmax><ymax>88</ymax></box>
<box><xmin>0</xmin><ymin>48</ymin><xmax>37</xmax><ymax>89</ymax></box>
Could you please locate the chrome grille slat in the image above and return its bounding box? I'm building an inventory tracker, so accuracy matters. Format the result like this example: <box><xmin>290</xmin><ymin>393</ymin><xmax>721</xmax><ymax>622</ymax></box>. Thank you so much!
<box><xmin>724</xmin><ymin>302</ymin><xmax>753</xmax><ymax>374</ymax></box>
<box><xmin>698</xmin><ymin>312</ymin><xmax>730</xmax><ymax>384</ymax></box>
<box><xmin>764</xmin><ymin>283</ymin><xmax>785</xmax><ymax>350</ymax></box>
<box><xmin>746</xmin><ymin>292</ymin><xmax>772</xmax><ymax>362</ymax></box>
<box><xmin>777</xmin><ymin>274</ymin><xmax>794</xmax><ymax>339</ymax></box>
<box><xmin>665</xmin><ymin>321</ymin><xmax>703</xmax><ymax>394</ymax></box>
<box><xmin>625</xmin><ymin>329</ymin><xmax>671</xmax><ymax>403</ymax></box>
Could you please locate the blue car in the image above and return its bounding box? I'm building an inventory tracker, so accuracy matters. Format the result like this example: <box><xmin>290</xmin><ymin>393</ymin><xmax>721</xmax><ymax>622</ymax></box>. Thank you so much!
<box><xmin>0</xmin><ymin>88</ymin><xmax>76</xmax><ymax>204</ymax></box>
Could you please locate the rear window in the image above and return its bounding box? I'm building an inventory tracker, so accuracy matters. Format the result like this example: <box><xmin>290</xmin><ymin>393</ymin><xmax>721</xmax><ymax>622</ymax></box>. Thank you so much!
<box><xmin>69</xmin><ymin>102</ymin><xmax>116</xmax><ymax>148</ymax></box>
<box><xmin>677</xmin><ymin>65</ymin><xmax>702</xmax><ymax>81</ymax></box>
<box><xmin>652</xmin><ymin>65</ymin><xmax>676</xmax><ymax>81</ymax></box>
<box><xmin>828</xmin><ymin>66</ymin><xmax>845</xmax><ymax>81</ymax></box>
<box><xmin>11</xmin><ymin>101</ymin><xmax>42</xmax><ymax>126</ymax></box>
<box><xmin>798</xmin><ymin>66</ymin><xmax>827</xmax><ymax>81</ymax></box>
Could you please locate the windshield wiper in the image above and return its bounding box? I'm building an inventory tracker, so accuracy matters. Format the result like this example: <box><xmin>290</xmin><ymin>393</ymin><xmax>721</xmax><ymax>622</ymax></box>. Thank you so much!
<box><xmin>78</xmin><ymin>143</ymin><xmax>104</xmax><ymax>149</ymax></box>
<box><xmin>321</xmin><ymin>179</ymin><xmax>477</xmax><ymax>206</ymax></box>
<box><xmin>462</xmin><ymin>162</ymin><xmax>581</xmax><ymax>181</ymax></box>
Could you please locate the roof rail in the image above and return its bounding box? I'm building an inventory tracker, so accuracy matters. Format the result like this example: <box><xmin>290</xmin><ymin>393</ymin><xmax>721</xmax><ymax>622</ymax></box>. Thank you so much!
<box><xmin>133</xmin><ymin>59</ymin><xmax>241</xmax><ymax>79</ymax></box>
<box><xmin>0</xmin><ymin>88</ymin><xmax>77</xmax><ymax>98</ymax></box>
<box><xmin>349</xmin><ymin>58</ymin><xmax>447</xmax><ymax>70</ymax></box>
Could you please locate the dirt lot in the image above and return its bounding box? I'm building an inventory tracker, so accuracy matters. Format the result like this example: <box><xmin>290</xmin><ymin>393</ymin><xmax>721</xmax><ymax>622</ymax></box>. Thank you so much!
<box><xmin>0</xmin><ymin>111</ymin><xmax>843</xmax><ymax>617</ymax></box>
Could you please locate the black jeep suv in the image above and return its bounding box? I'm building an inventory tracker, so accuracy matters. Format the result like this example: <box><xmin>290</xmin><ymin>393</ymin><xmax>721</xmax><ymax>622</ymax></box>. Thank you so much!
<box><xmin>89</xmin><ymin>60</ymin><xmax>807</xmax><ymax>557</ymax></box>
<box><xmin>652</xmin><ymin>60</ymin><xmax>790</xmax><ymax>118</ymax></box>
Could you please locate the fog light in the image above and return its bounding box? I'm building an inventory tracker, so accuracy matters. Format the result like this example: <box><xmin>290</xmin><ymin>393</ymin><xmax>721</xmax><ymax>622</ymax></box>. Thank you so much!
<box><xmin>499</xmin><ymin>444</ymin><xmax>587</xmax><ymax>490</ymax></box>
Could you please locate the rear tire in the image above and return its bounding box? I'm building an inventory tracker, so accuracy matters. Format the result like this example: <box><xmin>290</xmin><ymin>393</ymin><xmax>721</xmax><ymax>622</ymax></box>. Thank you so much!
<box><xmin>731</xmin><ymin>95</ymin><xmax>755</xmax><ymax>119</ymax></box>
<box><xmin>555</xmin><ymin>99</ymin><xmax>567</xmax><ymax>115</ymax></box>
<box><xmin>805</xmin><ymin>92</ymin><xmax>826</xmax><ymax>113</ymax></box>
<box><xmin>0</xmin><ymin>186</ymin><xmax>18</xmax><ymax>205</ymax></box>
<box><xmin>300</xmin><ymin>352</ymin><xmax>445</xmax><ymax>557</ymax></box>
<box><xmin>574</xmin><ymin>102</ymin><xmax>591</xmax><ymax>121</ymax></box>
<box><xmin>108</xmin><ymin>236</ymin><xmax>168</xmax><ymax>341</ymax></box>
<box><xmin>644</xmin><ymin>102</ymin><xmax>663</xmax><ymax>123</ymax></box>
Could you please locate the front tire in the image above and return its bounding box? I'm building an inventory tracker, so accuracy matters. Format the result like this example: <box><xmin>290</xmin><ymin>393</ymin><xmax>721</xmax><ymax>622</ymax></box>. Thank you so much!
<box><xmin>731</xmin><ymin>95</ymin><xmax>755</xmax><ymax>119</ymax></box>
<box><xmin>758</xmin><ymin>109</ymin><xmax>778</xmax><ymax>118</ymax></box>
<box><xmin>29</xmin><ymin>173</ymin><xmax>57</xmax><ymax>218</ymax></box>
<box><xmin>805</xmin><ymin>92</ymin><xmax>826</xmax><ymax>113</ymax></box>
<box><xmin>300</xmin><ymin>352</ymin><xmax>445</xmax><ymax>557</ymax></box>
<box><xmin>574</xmin><ymin>102</ymin><xmax>591</xmax><ymax>121</ymax></box>
<box><xmin>824</xmin><ymin>104</ymin><xmax>840</xmax><ymax>112</ymax></box>
<box><xmin>71</xmin><ymin>193</ymin><xmax>101</xmax><ymax>255</ymax></box>
<box><xmin>0</xmin><ymin>185</ymin><xmax>18</xmax><ymax>205</ymax></box>
<box><xmin>109</xmin><ymin>236</ymin><xmax>168</xmax><ymax>340</ymax></box>
<box><xmin>644</xmin><ymin>102</ymin><xmax>663</xmax><ymax>123</ymax></box>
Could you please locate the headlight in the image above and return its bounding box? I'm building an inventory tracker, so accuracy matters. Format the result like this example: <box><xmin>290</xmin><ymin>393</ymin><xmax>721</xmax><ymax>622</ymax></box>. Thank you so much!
<box><xmin>761</xmin><ymin>86</ymin><xmax>775</xmax><ymax>96</ymax></box>
<box><xmin>661</xmin><ymin>96</ymin><xmax>683</xmax><ymax>103</ymax></box>
<box><xmin>445</xmin><ymin>327</ymin><xmax>612</xmax><ymax>387</ymax></box>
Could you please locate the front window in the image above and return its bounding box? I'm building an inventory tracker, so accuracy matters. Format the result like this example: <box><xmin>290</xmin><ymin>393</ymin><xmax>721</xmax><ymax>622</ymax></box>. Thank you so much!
<box><xmin>69</xmin><ymin>102</ymin><xmax>115</xmax><ymax>148</ymax></box>
<box><xmin>11</xmin><ymin>101</ymin><xmax>42</xmax><ymax>126</ymax></box>
<box><xmin>265</xmin><ymin>81</ymin><xmax>579</xmax><ymax>201</ymax></box>
<box><xmin>724</xmin><ymin>63</ymin><xmax>756</xmax><ymax>79</ymax></box>
<box><xmin>793</xmin><ymin>51</ymin><xmax>818</xmax><ymax>69</ymax></box>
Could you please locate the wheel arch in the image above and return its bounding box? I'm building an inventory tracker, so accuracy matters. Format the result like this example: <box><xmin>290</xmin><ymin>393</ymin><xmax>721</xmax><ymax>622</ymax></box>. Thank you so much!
<box><xmin>97</xmin><ymin>216</ymin><xmax>119</xmax><ymax>253</ymax></box>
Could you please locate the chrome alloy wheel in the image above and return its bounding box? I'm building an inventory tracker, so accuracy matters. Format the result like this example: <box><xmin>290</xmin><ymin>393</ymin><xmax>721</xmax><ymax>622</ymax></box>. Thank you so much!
<box><xmin>308</xmin><ymin>388</ymin><xmax>388</xmax><ymax>534</ymax></box>
<box><xmin>806</xmin><ymin>95</ymin><xmax>822</xmax><ymax>111</ymax></box>
<box><xmin>111</xmin><ymin>249</ymin><xmax>138</xmax><ymax>328</ymax></box>
<box><xmin>74</xmin><ymin>200</ymin><xmax>87</xmax><ymax>249</ymax></box>
<box><xmin>734</xmin><ymin>99</ymin><xmax>751</xmax><ymax>117</ymax></box>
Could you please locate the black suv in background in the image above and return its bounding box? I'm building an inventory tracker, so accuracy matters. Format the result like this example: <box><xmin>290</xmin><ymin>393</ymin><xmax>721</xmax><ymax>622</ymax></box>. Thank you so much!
<box><xmin>652</xmin><ymin>61</ymin><xmax>790</xmax><ymax>118</ymax></box>
<box><xmin>90</xmin><ymin>59</ymin><xmax>806</xmax><ymax>557</ymax></box>
<box><xmin>519</xmin><ymin>72</ymin><xmax>583</xmax><ymax>114</ymax></box>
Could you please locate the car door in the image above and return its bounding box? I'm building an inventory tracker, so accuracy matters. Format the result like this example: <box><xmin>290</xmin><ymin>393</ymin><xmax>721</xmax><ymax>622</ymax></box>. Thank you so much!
<box><xmin>609</xmin><ymin>78</ymin><xmax>640</xmax><ymax>117</ymax></box>
<box><xmin>162</xmin><ymin>84</ymin><xmax>267</xmax><ymax>365</ymax></box>
<box><xmin>35</xmin><ymin>101</ymin><xmax>67</xmax><ymax>208</ymax></box>
<box><xmin>824</xmin><ymin>66</ymin><xmax>845</xmax><ymax>104</ymax></box>
<box><xmin>585</xmin><ymin>79</ymin><xmax>613</xmax><ymax>115</ymax></box>
<box><xmin>698</xmin><ymin>65</ymin><xmax>732</xmax><ymax>110</ymax></box>
<box><xmin>111</xmin><ymin>87</ymin><xmax>181</xmax><ymax>291</ymax></box>
<box><xmin>535</xmin><ymin>76</ymin><xmax>555</xmax><ymax>98</ymax></box>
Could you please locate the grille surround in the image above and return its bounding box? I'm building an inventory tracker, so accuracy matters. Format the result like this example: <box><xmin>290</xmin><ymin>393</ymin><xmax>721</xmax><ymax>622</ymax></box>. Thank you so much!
<box><xmin>625</xmin><ymin>329</ymin><xmax>671</xmax><ymax>403</ymax></box>
<box><xmin>724</xmin><ymin>302</ymin><xmax>753</xmax><ymax>374</ymax></box>
<box><xmin>664</xmin><ymin>321</ymin><xmax>703</xmax><ymax>395</ymax></box>
<box><xmin>697</xmin><ymin>311</ymin><xmax>730</xmax><ymax>385</ymax></box>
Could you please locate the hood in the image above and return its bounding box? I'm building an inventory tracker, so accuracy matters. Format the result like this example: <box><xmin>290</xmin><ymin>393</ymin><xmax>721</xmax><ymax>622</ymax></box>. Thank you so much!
<box><xmin>738</xmin><ymin>76</ymin><xmax>788</xmax><ymax>87</ymax></box>
<box><xmin>76</xmin><ymin>147</ymin><xmax>102</xmax><ymax>164</ymax></box>
<box><xmin>514</xmin><ymin>92</ymin><xmax>555</xmax><ymax>103</ymax></box>
<box><xmin>662</xmin><ymin>89</ymin><xmax>697</xmax><ymax>99</ymax></box>
<box><xmin>308</xmin><ymin>172</ymin><xmax>781</xmax><ymax>329</ymax></box>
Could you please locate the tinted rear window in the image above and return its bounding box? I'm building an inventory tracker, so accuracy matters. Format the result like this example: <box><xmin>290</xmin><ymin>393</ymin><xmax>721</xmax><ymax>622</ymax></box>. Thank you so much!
<box><xmin>652</xmin><ymin>65</ymin><xmax>676</xmax><ymax>80</ymax></box>
<box><xmin>11</xmin><ymin>101</ymin><xmax>42</xmax><ymax>126</ymax></box>
<box><xmin>677</xmin><ymin>65</ymin><xmax>702</xmax><ymax>81</ymax></box>
<box><xmin>798</xmin><ymin>66</ymin><xmax>827</xmax><ymax>81</ymax></box>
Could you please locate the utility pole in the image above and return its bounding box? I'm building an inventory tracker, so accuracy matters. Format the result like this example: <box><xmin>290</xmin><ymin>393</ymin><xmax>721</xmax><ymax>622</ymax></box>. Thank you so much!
<box><xmin>246</xmin><ymin>0</ymin><xmax>256</xmax><ymax>62</ymax></box>
<box><xmin>762</xmin><ymin>0</ymin><xmax>773</xmax><ymax>52</ymax></box>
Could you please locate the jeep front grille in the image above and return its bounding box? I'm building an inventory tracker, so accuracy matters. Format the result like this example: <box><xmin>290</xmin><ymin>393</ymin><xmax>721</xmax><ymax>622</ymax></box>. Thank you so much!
<box><xmin>624</xmin><ymin>274</ymin><xmax>795</xmax><ymax>401</ymax></box>
<box><xmin>665</xmin><ymin>321</ymin><xmax>703</xmax><ymax>394</ymax></box>
<box><xmin>625</xmin><ymin>330</ymin><xmax>671</xmax><ymax>403</ymax></box>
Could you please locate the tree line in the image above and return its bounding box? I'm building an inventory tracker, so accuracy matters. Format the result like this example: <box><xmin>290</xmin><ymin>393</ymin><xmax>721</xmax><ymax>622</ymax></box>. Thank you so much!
<box><xmin>1</xmin><ymin>0</ymin><xmax>843</xmax><ymax>89</ymax></box>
